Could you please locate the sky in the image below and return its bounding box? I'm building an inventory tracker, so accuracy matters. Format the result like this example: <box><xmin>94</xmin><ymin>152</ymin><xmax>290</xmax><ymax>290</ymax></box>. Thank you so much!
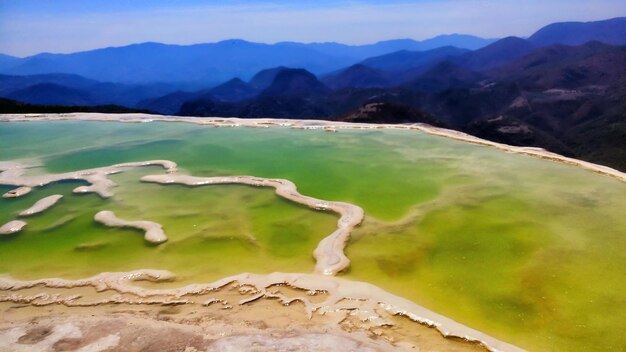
<box><xmin>1</xmin><ymin>0</ymin><xmax>625</xmax><ymax>57</ymax></box>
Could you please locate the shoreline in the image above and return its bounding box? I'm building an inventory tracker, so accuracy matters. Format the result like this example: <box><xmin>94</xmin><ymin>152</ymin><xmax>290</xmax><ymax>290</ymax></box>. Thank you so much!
<box><xmin>0</xmin><ymin>269</ymin><xmax>525</xmax><ymax>352</ymax></box>
<box><xmin>0</xmin><ymin>158</ymin><xmax>177</xmax><ymax>198</ymax></box>
<box><xmin>1</xmin><ymin>112</ymin><xmax>625</xmax><ymax>183</ymax></box>
<box><xmin>0</xmin><ymin>159</ymin><xmax>364</xmax><ymax>276</ymax></box>
<box><xmin>140</xmin><ymin>173</ymin><xmax>364</xmax><ymax>276</ymax></box>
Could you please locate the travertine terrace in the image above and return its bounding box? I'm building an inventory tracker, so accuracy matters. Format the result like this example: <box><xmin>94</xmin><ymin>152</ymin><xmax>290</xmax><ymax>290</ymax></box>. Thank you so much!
<box><xmin>2</xmin><ymin>113</ymin><xmax>626</xmax><ymax>351</ymax></box>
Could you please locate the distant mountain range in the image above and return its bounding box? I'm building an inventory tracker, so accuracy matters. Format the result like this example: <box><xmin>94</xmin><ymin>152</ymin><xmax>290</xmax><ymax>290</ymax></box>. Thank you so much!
<box><xmin>2</xmin><ymin>17</ymin><xmax>626</xmax><ymax>171</ymax></box>
<box><xmin>0</xmin><ymin>73</ymin><xmax>181</xmax><ymax>107</ymax></box>
<box><xmin>0</xmin><ymin>34</ymin><xmax>496</xmax><ymax>86</ymax></box>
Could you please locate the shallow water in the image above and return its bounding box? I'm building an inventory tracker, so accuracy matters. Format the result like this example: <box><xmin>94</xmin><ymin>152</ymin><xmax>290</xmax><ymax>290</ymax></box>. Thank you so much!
<box><xmin>1</xmin><ymin>120</ymin><xmax>625</xmax><ymax>351</ymax></box>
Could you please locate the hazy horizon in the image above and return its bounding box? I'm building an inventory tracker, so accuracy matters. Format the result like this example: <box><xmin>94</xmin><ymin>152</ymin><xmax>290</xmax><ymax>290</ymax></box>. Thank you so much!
<box><xmin>1</xmin><ymin>0</ymin><xmax>626</xmax><ymax>57</ymax></box>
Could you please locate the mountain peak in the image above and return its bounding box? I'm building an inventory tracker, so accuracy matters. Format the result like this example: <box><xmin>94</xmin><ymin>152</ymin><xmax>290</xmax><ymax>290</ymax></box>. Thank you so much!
<box><xmin>208</xmin><ymin>77</ymin><xmax>258</xmax><ymax>102</ymax></box>
<box><xmin>322</xmin><ymin>64</ymin><xmax>392</xmax><ymax>90</ymax></box>
<box><xmin>249</xmin><ymin>66</ymin><xmax>289</xmax><ymax>90</ymax></box>
<box><xmin>529</xmin><ymin>17</ymin><xmax>626</xmax><ymax>46</ymax></box>
<box><xmin>406</xmin><ymin>60</ymin><xmax>483</xmax><ymax>92</ymax></box>
<box><xmin>261</xmin><ymin>68</ymin><xmax>329</xmax><ymax>97</ymax></box>
<box><xmin>217</xmin><ymin>39</ymin><xmax>253</xmax><ymax>45</ymax></box>
<box><xmin>222</xmin><ymin>77</ymin><xmax>246</xmax><ymax>84</ymax></box>
<box><xmin>461</xmin><ymin>37</ymin><xmax>536</xmax><ymax>70</ymax></box>
<box><xmin>360</xmin><ymin>46</ymin><xmax>469</xmax><ymax>72</ymax></box>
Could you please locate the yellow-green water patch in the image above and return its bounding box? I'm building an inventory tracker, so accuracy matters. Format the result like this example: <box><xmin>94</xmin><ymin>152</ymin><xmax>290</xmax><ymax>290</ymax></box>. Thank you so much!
<box><xmin>1</xmin><ymin>120</ymin><xmax>625</xmax><ymax>351</ymax></box>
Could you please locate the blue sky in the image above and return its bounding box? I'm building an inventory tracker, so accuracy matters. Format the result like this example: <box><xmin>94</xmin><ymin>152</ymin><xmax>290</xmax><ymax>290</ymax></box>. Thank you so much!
<box><xmin>1</xmin><ymin>0</ymin><xmax>625</xmax><ymax>56</ymax></box>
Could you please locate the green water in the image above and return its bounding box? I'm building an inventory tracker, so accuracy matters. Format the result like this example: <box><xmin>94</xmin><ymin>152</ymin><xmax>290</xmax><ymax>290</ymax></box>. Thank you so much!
<box><xmin>1</xmin><ymin>120</ymin><xmax>625</xmax><ymax>351</ymax></box>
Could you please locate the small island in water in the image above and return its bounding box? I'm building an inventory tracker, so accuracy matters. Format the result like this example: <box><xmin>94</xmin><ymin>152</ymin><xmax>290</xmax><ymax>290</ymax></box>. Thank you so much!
<box><xmin>0</xmin><ymin>113</ymin><xmax>625</xmax><ymax>351</ymax></box>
